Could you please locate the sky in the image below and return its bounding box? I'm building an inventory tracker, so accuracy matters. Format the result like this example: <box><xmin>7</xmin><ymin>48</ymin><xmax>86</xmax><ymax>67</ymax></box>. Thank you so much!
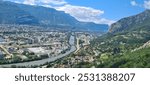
<box><xmin>3</xmin><ymin>0</ymin><xmax>150</xmax><ymax>25</ymax></box>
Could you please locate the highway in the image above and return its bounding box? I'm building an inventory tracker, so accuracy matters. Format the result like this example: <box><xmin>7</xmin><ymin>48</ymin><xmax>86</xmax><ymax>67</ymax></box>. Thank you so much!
<box><xmin>0</xmin><ymin>35</ymin><xmax>76</xmax><ymax>67</ymax></box>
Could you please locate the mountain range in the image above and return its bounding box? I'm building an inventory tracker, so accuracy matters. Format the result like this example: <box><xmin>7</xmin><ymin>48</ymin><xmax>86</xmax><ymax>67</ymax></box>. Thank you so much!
<box><xmin>0</xmin><ymin>1</ymin><xmax>108</xmax><ymax>32</ymax></box>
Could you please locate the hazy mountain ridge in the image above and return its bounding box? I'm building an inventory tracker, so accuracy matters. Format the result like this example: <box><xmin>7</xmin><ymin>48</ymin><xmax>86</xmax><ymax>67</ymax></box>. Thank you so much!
<box><xmin>0</xmin><ymin>1</ymin><xmax>108</xmax><ymax>32</ymax></box>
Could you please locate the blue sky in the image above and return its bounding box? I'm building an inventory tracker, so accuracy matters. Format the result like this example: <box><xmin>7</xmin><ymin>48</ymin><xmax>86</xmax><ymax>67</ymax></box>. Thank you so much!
<box><xmin>66</xmin><ymin>0</ymin><xmax>145</xmax><ymax>20</ymax></box>
<box><xmin>4</xmin><ymin>0</ymin><xmax>149</xmax><ymax>25</ymax></box>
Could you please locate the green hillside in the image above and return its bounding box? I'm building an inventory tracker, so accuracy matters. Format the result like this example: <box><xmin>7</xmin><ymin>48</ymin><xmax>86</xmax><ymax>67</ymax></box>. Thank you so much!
<box><xmin>96</xmin><ymin>47</ymin><xmax>150</xmax><ymax>68</ymax></box>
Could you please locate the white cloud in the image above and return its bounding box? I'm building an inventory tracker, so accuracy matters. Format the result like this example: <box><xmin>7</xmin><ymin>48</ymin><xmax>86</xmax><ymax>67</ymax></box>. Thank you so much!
<box><xmin>56</xmin><ymin>4</ymin><xmax>115</xmax><ymax>25</ymax></box>
<box><xmin>14</xmin><ymin>1</ymin><xmax>20</xmax><ymax>3</ymax></box>
<box><xmin>23</xmin><ymin>0</ymin><xmax>35</xmax><ymax>5</ymax></box>
<box><xmin>23</xmin><ymin>0</ymin><xmax>67</xmax><ymax>5</ymax></box>
<box><xmin>131</xmin><ymin>1</ymin><xmax>138</xmax><ymax>6</ymax></box>
<box><xmin>40</xmin><ymin>0</ymin><xmax>67</xmax><ymax>5</ymax></box>
<box><xmin>97</xmin><ymin>18</ymin><xmax>116</xmax><ymax>26</ymax></box>
<box><xmin>144</xmin><ymin>0</ymin><xmax>150</xmax><ymax>9</ymax></box>
<box><xmin>42</xmin><ymin>4</ymin><xmax>53</xmax><ymax>8</ymax></box>
<box><xmin>131</xmin><ymin>0</ymin><xmax>150</xmax><ymax>9</ymax></box>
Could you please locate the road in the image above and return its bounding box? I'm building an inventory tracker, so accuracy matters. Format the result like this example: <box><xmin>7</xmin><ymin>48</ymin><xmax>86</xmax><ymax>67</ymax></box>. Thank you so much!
<box><xmin>75</xmin><ymin>37</ymin><xmax>80</xmax><ymax>53</ymax></box>
<box><xmin>0</xmin><ymin>35</ymin><xmax>76</xmax><ymax>67</ymax></box>
<box><xmin>0</xmin><ymin>45</ymin><xmax>12</xmax><ymax>59</ymax></box>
